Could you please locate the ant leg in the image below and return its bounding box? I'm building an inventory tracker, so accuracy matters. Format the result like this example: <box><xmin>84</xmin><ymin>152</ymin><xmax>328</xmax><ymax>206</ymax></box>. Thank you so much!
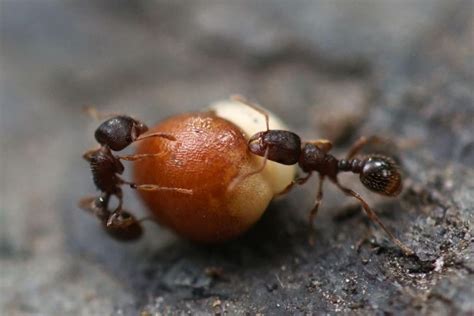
<box><xmin>112</xmin><ymin>189</ymin><xmax>124</xmax><ymax>213</ymax></box>
<box><xmin>120</xmin><ymin>179</ymin><xmax>193</xmax><ymax>195</ymax></box>
<box><xmin>136</xmin><ymin>216</ymin><xmax>160</xmax><ymax>225</ymax></box>
<box><xmin>135</xmin><ymin>132</ymin><xmax>176</xmax><ymax>142</ymax></box>
<box><xmin>78</xmin><ymin>194</ymin><xmax>110</xmax><ymax>221</ymax></box>
<box><xmin>83</xmin><ymin>147</ymin><xmax>100</xmax><ymax>161</ymax></box>
<box><xmin>276</xmin><ymin>172</ymin><xmax>313</xmax><ymax>196</ymax></box>
<box><xmin>130</xmin><ymin>184</ymin><xmax>193</xmax><ymax>195</ymax></box>
<box><xmin>346</xmin><ymin>136</ymin><xmax>384</xmax><ymax>159</ymax></box>
<box><xmin>83</xmin><ymin>106</ymin><xmax>122</xmax><ymax>121</ymax></box>
<box><xmin>227</xmin><ymin>147</ymin><xmax>270</xmax><ymax>192</ymax></box>
<box><xmin>78</xmin><ymin>196</ymin><xmax>98</xmax><ymax>214</ymax></box>
<box><xmin>231</xmin><ymin>95</ymin><xmax>270</xmax><ymax>131</ymax></box>
<box><xmin>308</xmin><ymin>175</ymin><xmax>325</xmax><ymax>246</ymax></box>
<box><xmin>332</xmin><ymin>179</ymin><xmax>414</xmax><ymax>256</ymax></box>
<box><xmin>117</xmin><ymin>152</ymin><xmax>166</xmax><ymax>162</ymax></box>
<box><xmin>305</xmin><ymin>139</ymin><xmax>333</xmax><ymax>153</ymax></box>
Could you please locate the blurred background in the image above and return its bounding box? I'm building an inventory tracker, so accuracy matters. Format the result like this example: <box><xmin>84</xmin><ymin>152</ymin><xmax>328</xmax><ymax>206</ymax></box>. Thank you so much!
<box><xmin>1</xmin><ymin>1</ymin><xmax>473</xmax><ymax>315</ymax></box>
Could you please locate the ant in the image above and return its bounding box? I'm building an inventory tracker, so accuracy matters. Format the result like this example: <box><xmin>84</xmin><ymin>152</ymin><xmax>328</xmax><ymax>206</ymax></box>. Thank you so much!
<box><xmin>79</xmin><ymin>108</ymin><xmax>192</xmax><ymax>241</ymax></box>
<box><xmin>229</xmin><ymin>96</ymin><xmax>414</xmax><ymax>256</ymax></box>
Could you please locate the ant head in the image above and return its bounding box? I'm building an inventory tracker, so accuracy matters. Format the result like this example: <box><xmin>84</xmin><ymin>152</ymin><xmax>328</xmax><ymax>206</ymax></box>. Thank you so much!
<box><xmin>95</xmin><ymin>116</ymin><xmax>149</xmax><ymax>151</ymax></box>
<box><xmin>103</xmin><ymin>211</ymin><xmax>143</xmax><ymax>241</ymax></box>
<box><xmin>360</xmin><ymin>155</ymin><xmax>402</xmax><ymax>196</ymax></box>
<box><xmin>248</xmin><ymin>130</ymin><xmax>301</xmax><ymax>165</ymax></box>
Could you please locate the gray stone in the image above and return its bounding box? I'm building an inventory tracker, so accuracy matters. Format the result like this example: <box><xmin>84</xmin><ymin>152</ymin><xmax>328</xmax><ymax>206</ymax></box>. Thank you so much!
<box><xmin>1</xmin><ymin>1</ymin><xmax>472</xmax><ymax>315</ymax></box>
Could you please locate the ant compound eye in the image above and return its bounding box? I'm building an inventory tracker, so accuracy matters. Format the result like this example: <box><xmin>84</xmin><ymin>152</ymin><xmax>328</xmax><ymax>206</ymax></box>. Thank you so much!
<box><xmin>360</xmin><ymin>155</ymin><xmax>402</xmax><ymax>196</ymax></box>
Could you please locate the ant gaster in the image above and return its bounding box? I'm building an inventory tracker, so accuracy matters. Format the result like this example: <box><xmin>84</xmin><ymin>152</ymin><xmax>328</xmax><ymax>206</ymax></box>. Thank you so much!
<box><xmin>80</xmin><ymin>108</ymin><xmax>192</xmax><ymax>241</ymax></box>
<box><xmin>229</xmin><ymin>96</ymin><xmax>413</xmax><ymax>256</ymax></box>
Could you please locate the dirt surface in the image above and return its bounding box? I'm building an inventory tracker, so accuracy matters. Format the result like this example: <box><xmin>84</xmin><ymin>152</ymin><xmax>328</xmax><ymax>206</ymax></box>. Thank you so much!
<box><xmin>1</xmin><ymin>1</ymin><xmax>473</xmax><ymax>315</ymax></box>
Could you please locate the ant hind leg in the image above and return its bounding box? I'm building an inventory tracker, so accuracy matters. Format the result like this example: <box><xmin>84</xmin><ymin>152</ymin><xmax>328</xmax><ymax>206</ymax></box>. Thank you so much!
<box><xmin>308</xmin><ymin>175</ymin><xmax>325</xmax><ymax>246</ymax></box>
<box><xmin>346</xmin><ymin>136</ymin><xmax>384</xmax><ymax>159</ymax></box>
<box><xmin>332</xmin><ymin>178</ymin><xmax>414</xmax><ymax>256</ymax></box>
<box><xmin>276</xmin><ymin>172</ymin><xmax>313</xmax><ymax>196</ymax></box>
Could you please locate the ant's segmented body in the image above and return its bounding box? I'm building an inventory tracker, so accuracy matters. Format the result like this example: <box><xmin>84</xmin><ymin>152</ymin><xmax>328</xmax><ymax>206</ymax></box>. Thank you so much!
<box><xmin>80</xmin><ymin>109</ymin><xmax>192</xmax><ymax>241</ymax></box>
<box><xmin>230</xmin><ymin>96</ymin><xmax>413</xmax><ymax>256</ymax></box>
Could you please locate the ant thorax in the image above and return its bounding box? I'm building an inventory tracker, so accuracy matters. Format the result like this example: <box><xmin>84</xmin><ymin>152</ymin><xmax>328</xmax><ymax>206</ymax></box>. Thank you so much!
<box><xmin>89</xmin><ymin>146</ymin><xmax>124</xmax><ymax>194</ymax></box>
<box><xmin>299</xmin><ymin>143</ymin><xmax>338</xmax><ymax>177</ymax></box>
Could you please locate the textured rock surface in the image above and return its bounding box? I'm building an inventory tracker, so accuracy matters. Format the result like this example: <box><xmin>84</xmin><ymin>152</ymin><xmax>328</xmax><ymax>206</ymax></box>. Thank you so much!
<box><xmin>1</xmin><ymin>1</ymin><xmax>472</xmax><ymax>315</ymax></box>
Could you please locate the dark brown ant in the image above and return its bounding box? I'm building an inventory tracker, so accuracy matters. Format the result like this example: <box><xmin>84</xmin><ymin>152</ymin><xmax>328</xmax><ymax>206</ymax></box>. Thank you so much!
<box><xmin>229</xmin><ymin>96</ymin><xmax>414</xmax><ymax>256</ymax></box>
<box><xmin>79</xmin><ymin>108</ymin><xmax>192</xmax><ymax>241</ymax></box>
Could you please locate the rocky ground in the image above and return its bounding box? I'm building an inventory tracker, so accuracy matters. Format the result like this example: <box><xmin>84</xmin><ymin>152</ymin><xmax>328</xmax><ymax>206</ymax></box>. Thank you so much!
<box><xmin>1</xmin><ymin>1</ymin><xmax>473</xmax><ymax>315</ymax></box>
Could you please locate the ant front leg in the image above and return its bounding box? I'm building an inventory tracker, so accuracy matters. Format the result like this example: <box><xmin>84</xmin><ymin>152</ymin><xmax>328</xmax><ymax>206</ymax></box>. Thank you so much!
<box><xmin>117</xmin><ymin>152</ymin><xmax>166</xmax><ymax>162</ymax></box>
<box><xmin>120</xmin><ymin>179</ymin><xmax>193</xmax><ymax>195</ymax></box>
<box><xmin>305</xmin><ymin>139</ymin><xmax>333</xmax><ymax>153</ymax></box>
<box><xmin>83</xmin><ymin>106</ymin><xmax>122</xmax><ymax>121</ymax></box>
<box><xmin>332</xmin><ymin>178</ymin><xmax>414</xmax><ymax>256</ymax></box>
<box><xmin>135</xmin><ymin>132</ymin><xmax>176</xmax><ymax>142</ymax></box>
<box><xmin>83</xmin><ymin>147</ymin><xmax>100</xmax><ymax>162</ymax></box>
<box><xmin>308</xmin><ymin>175</ymin><xmax>325</xmax><ymax>246</ymax></box>
<box><xmin>276</xmin><ymin>172</ymin><xmax>312</xmax><ymax>196</ymax></box>
<box><xmin>346</xmin><ymin>136</ymin><xmax>383</xmax><ymax>159</ymax></box>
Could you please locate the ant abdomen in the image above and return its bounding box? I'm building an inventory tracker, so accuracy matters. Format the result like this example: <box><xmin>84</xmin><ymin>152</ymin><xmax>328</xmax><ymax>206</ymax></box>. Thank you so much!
<box><xmin>103</xmin><ymin>211</ymin><xmax>143</xmax><ymax>241</ymax></box>
<box><xmin>359</xmin><ymin>155</ymin><xmax>402</xmax><ymax>196</ymax></box>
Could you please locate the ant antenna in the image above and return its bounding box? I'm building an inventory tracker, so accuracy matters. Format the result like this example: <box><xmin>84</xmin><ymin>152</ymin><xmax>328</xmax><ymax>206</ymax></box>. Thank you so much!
<box><xmin>227</xmin><ymin>147</ymin><xmax>270</xmax><ymax>192</ymax></box>
<box><xmin>231</xmin><ymin>95</ymin><xmax>270</xmax><ymax>131</ymax></box>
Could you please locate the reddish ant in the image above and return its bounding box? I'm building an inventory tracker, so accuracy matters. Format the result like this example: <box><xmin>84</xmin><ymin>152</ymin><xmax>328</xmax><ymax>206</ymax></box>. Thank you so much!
<box><xmin>79</xmin><ymin>108</ymin><xmax>192</xmax><ymax>241</ymax></box>
<box><xmin>229</xmin><ymin>96</ymin><xmax>414</xmax><ymax>256</ymax></box>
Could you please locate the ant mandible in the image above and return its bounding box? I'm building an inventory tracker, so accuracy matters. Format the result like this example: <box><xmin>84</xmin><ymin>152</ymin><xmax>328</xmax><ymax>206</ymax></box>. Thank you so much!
<box><xmin>229</xmin><ymin>96</ymin><xmax>414</xmax><ymax>256</ymax></box>
<box><xmin>79</xmin><ymin>108</ymin><xmax>192</xmax><ymax>241</ymax></box>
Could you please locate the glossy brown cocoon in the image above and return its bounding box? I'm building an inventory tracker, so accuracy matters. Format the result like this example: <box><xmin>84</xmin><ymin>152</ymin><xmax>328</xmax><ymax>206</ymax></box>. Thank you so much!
<box><xmin>133</xmin><ymin>101</ymin><xmax>296</xmax><ymax>242</ymax></box>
